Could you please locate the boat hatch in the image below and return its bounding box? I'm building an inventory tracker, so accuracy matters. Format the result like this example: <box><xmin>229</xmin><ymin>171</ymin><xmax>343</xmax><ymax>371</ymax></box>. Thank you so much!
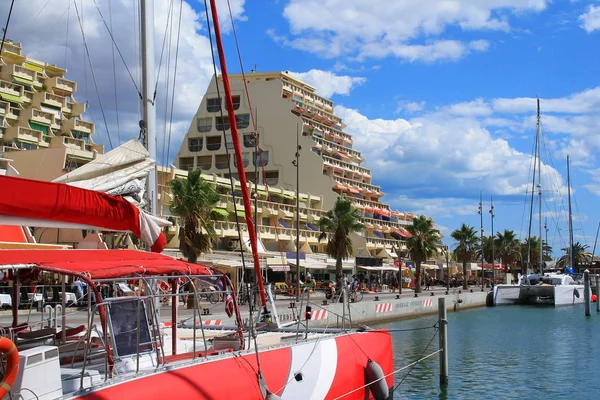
<box><xmin>106</xmin><ymin>298</ymin><xmax>153</xmax><ymax>358</ymax></box>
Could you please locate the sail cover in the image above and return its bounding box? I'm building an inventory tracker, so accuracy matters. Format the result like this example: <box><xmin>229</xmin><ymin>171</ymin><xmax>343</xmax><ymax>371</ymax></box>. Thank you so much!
<box><xmin>0</xmin><ymin>175</ymin><xmax>168</xmax><ymax>252</ymax></box>
<box><xmin>53</xmin><ymin>139</ymin><xmax>153</xmax><ymax>207</ymax></box>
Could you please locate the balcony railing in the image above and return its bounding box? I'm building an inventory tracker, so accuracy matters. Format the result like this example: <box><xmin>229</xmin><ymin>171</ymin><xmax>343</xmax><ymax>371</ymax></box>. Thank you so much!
<box><xmin>13</xmin><ymin>65</ymin><xmax>36</xmax><ymax>81</ymax></box>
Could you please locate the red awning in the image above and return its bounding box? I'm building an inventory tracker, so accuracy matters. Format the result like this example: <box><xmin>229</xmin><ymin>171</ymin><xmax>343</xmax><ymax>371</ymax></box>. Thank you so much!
<box><xmin>395</xmin><ymin>229</ymin><xmax>412</xmax><ymax>238</ymax></box>
<box><xmin>348</xmin><ymin>187</ymin><xmax>360</xmax><ymax>194</ymax></box>
<box><xmin>374</xmin><ymin>209</ymin><xmax>390</xmax><ymax>217</ymax></box>
<box><xmin>0</xmin><ymin>249</ymin><xmax>214</xmax><ymax>279</ymax></box>
<box><xmin>0</xmin><ymin>175</ymin><xmax>168</xmax><ymax>252</ymax></box>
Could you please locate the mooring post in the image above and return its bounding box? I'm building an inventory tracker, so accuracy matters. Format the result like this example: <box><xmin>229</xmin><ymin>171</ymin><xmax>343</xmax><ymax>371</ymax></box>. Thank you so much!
<box><xmin>596</xmin><ymin>275</ymin><xmax>600</xmax><ymax>313</ymax></box>
<box><xmin>584</xmin><ymin>269</ymin><xmax>590</xmax><ymax>316</ymax></box>
<box><xmin>438</xmin><ymin>297</ymin><xmax>448</xmax><ymax>387</ymax></box>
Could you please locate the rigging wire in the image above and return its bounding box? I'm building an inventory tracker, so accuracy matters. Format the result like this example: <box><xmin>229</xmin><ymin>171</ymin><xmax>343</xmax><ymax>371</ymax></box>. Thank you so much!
<box><xmin>155</xmin><ymin>0</ymin><xmax>175</xmax><ymax>105</ymax></box>
<box><xmin>0</xmin><ymin>0</ymin><xmax>16</xmax><ymax>56</ymax></box>
<box><xmin>29</xmin><ymin>0</ymin><xmax>53</xmax><ymax>27</ymax></box>
<box><xmin>108</xmin><ymin>0</ymin><xmax>121</xmax><ymax>145</ymax></box>
<box><xmin>91</xmin><ymin>0</ymin><xmax>142</xmax><ymax>100</ymax></box>
<box><xmin>225</xmin><ymin>0</ymin><xmax>289</xmax><ymax>265</ymax></box>
<box><xmin>159</xmin><ymin>0</ymin><xmax>175</xmax><ymax>205</ymax></box>
<box><xmin>203</xmin><ymin>0</ymin><xmax>251</xmax><ymax>287</ymax></box>
<box><xmin>164</xmin><ymin>0</ymin><xmax>184</xmax><ymax>177</ymax></box>
<box><xmin>73</xmin><ymin>0</ymin><xmax>114</xmax><ymax>150</ymax></box>
<box><xmin>63</xmin><ymin>1</ymin><xmax>70</xmax><ymax>71</ymax></box>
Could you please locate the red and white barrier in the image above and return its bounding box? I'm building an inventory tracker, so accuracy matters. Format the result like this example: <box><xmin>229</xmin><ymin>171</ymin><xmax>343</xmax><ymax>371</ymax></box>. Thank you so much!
<box><xmin>305</xmin><ymin>309</ymin><xmax>328</xmax><ymax>320</ymax></box>
<box><xmin>422</xmin><ymin>299</ymin><xmax>433</xmax><ymax>307</ymax></box>
<box><xmin>375</xmin><ymin>303</ymin><xmax>393</xmax><ymax>313</ymax></box>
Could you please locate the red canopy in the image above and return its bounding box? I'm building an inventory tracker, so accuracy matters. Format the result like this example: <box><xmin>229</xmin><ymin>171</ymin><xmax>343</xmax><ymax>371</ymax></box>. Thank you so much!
<box><xmin>0</xmin><ymin>249</ymin><xmax>213</xmax><ymax>279</ymax></box>
<box><xmin>0</xmin><ymin>175</ymin><xmax>167</xmax><ymax>252</ymax></box>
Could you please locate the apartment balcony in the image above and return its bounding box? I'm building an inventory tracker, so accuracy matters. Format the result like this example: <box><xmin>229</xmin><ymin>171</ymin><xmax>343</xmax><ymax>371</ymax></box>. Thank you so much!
<box><xmin>45</xmin><ymin>76</ymin><xmax>77</xmax><ymax>95</ymax></box>
<box><xmin>65</xmin><ymin>101</ymin><xmax>85</xmax><ymax>117</ymax></box>
<box><xmin>26</xmin><ymin>108</ymin><xmax>54</xmax><ymax>125</ymax></box>
<box><xmin>4</xmin><ymin>125</ymin><xmax>43</xmax><ymax>145</ymax></box>
<box><xmin>10</xmin><ymin>65</ymin><xmax>36</xmax><ymax>82</ymax></box>
<box><xmin>22</xmin><ymin>91</ymin><xmax>33</xmax><ymax>103</ymax></box>
<box><xmin>33</xmin><ymin>91</ymin><xmax>67</xmax><ymax>110</ymax></box>
<box><xmin>63</xmin><ymin>118</ymin><xmax>95</xmax><ymax>134</ymax></box>
<box><xmin>0</xmin><ymin>101</ymin><xmax>9</xmax><ymax>115</ymax></box>
<box><xmin>0</xmin><ymin>80</ymin><xmax>24</xmax><ymax>97</ymax></box>
<box><xmin>85</xmin><ymin>142</ymin><xmax>103</xmax><ymax>153</ymax></box>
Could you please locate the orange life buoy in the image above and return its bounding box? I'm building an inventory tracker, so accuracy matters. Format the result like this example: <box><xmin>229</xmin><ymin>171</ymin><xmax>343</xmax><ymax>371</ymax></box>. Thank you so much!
<box><xmin>0</xmin><ymin>337</ymin><xmax>19</xmax><ymax>398</ymax></box>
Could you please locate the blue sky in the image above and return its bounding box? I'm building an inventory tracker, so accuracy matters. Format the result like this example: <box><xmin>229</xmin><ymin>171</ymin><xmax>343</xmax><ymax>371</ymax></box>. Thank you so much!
<box><xmin>3</xmin><ymin>0</ymin><xmax>600</xmax><ymax>258</ymax></box>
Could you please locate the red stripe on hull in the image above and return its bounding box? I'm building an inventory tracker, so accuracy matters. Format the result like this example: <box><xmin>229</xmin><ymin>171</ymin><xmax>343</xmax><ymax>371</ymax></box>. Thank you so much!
<box><xmin>325</xmin><ymin>330</ymin><xmax>394</xmax><ymax>400</ymax></box>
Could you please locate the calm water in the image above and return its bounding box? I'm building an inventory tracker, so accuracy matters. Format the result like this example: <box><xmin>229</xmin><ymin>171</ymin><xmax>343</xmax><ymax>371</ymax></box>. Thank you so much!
<box><xmin>375</xmin><ymin>305</ymin><xmax>600</xmax><ymax>399</ymax></box>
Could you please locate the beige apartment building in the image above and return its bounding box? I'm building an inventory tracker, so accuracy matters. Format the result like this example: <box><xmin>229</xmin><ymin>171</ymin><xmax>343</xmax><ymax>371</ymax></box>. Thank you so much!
<box><xmin>175</xmin><ymin>72</ymin><xmax>420</xmax><ymax>260</ymax></box>
<box><xmin>0</xmin><ymin>40</ymin><xmax>102</xmax><ymax>181</ymax></box>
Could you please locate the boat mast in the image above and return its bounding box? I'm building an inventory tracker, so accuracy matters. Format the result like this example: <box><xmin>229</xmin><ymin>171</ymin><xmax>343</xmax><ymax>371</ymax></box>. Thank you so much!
<box><xmin>536</xmin><ymin>98</ymin><xmax>543</xmax><ymax>275</ymax></box>
<box><xmin>140</xmin><ymin>0</ymin><xmax>157</xmax><ymax>216</ymax></box>
<box><xmin>208</xmin><ymin>0</ymin><xmax>268</xmax><ymax>310</ymax></box>
<box><xmin>567</xmin><ymin>155</ymin><xmax>575</xmax><ymax>272</ymax></box>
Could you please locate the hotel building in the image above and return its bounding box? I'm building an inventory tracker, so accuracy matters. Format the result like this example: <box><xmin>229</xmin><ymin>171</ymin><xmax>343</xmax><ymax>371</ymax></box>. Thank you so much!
<box><xmin>0</xmin><ymin>40</ymin><xmax>102</xmax><ymax>181</ymax></box>
<box><xmin>175</xmin><ymin>72</ymin><xmax>422</xmax><ymax>261</ymax></box>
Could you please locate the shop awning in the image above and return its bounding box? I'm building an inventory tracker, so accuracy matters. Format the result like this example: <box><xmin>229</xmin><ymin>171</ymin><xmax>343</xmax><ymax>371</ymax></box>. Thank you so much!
<box><xmin>211</xmin><ymin>207</ymin><xmax>229</xmax><ymax>217</ymax></box>
<box><xmin>422</xmin><ymin>264</ymin><xmax>439</xmax><ymax>270</ymax></box>
<box><xmin>12</xmin><ymin>75</ymin><xmax>34</xmax><ymax>86</ymax></box>
<box><xmin>269</xmin><ymin>265</ymin><xmax>290</xmax><ymax>272</ymax></box>
<box><xmin>289</xmin><ymin>259</ymin><xmax>328</xmax><ymax>270</ymax></box>
<box><xmin>0</xmin><ymin>93</ymin><xmax>23</xmax><ymax>104</ymax></box>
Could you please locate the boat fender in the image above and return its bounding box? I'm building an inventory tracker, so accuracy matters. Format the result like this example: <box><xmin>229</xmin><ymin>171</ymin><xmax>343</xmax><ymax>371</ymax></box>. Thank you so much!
<box><xmin>365</xmin><ymin>359</ymin><xmax>389</xmax><ymax>400</ymax></box>
<box><xmin>0</xmin><ymin>337</ymin><xmax>19</xmax><ymax>398</ymax></box>
<box><xmin>486</xmin><ymin>291</ymin><xmax>494</xmax><ymax>307</ymax></box>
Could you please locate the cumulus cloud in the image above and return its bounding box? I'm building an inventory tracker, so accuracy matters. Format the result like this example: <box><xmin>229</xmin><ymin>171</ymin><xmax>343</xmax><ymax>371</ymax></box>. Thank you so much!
<box><xmin>287</xmin><ymin>70</ymin><xmax>366</xmax><ymax>97</ymax></box>
<box><xmin>580</xmin><ymin>5</ymin><xmax>600</xmax><ymax>32</ymax></box>
<box><xmin>1</xmin><ymin>0</ymin><xmax>246</xmax><ymax>162</ymax></box>
<box><xmin>278</xmin><ymin>0</ymin><xmax>547</xmax><ymax>62</ymax></box>
<box><xmin>396</xmin><ymin>101</ymin><xmax>426</xmax><ymax>114</ymax></box>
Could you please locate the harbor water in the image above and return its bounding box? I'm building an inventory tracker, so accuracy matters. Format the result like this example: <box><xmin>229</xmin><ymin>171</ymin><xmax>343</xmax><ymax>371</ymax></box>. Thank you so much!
<box><xmin>375</xmin><ymin>305</ymin><xmax>600</xmax><ymax>399</ymax></box>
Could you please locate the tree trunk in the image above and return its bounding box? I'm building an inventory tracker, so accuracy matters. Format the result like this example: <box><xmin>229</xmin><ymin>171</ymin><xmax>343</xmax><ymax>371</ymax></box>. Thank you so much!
<box><xmin>415</xmin><ymin>263</ymin><xmax>421</xmax><ymax>293</ymax></box>
<box><xmin>335</xmin><ymin>257</ymin><xmax>343</xmax><ymax>292</ymax></box>
<box><xmin>462</xmin><ymin>262</ymin><xmax>468</xmax><ymax>290</ymax></box>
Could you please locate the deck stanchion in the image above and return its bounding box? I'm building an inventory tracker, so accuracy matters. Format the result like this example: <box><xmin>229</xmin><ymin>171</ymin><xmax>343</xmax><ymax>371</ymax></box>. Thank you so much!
<box><xmin>584</xmin><ymin>269</ymin><xmax>590</xmax><ymax>316</ymax></box>
<box><xmin>438</xmin><ymin>297</ymin><xmax>448</xmax><ymax>387</ymax></box>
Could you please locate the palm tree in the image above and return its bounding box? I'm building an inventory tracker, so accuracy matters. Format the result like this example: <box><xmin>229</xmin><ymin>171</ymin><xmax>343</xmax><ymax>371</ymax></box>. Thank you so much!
<box><xmin>478</xmin><ymin>235</ymin><xmax>495</xmax><ymax>265</ymax></box>
<box><xmin>451</xmin><ymin>224</ymin><xmax>478</xmax><ymax>290</ymax></box>
<box><xmin>405</xmin><ymin>216</ymin><xmax>441</xmax><ymax>294</ymax></box>
<box><xmin>559</xmin><ymin>242</ymin><xmax>591</xmax><ymax>272</ymax></box>
<box><xmin>168</xmin><ymin>168</ymin><xmax>223</xmax><ymax>263</ymax></box>
<box><xmin>318</xmin><ymin>197</ymin><xmax>364</xmax><ymax>289</ymax></box>
<box><xmin>521</xmin><ymin>236</ymin><xmax>542</xmax><ymax>273</ymax></box>
<box><xmin>495</xmin><ymin>229</ymin><xmax>520</xmax><ymax>273</ymax></box>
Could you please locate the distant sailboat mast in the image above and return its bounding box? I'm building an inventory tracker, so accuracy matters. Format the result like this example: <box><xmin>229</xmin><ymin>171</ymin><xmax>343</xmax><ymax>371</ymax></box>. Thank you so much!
<box><xmin>536</xmin><ymin>98</ymin><xmax>543</xmax><ymax>275</ymax></box>
<box><xmin>567</xmin><ymin>155</ymin><xmax>575</xmax><ymax>272</ymax></box>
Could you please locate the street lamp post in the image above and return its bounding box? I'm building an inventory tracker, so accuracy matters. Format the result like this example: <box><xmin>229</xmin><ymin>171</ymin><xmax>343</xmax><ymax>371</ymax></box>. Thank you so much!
<box><xmin>478</xmin><ymin>193</ymin><xmax>485</xmax><ymax>291</ymax></box>
<box><xmin>489</xmin><ymin>196</ymin><xmax>495</xmax><ymax>283</ymax></box>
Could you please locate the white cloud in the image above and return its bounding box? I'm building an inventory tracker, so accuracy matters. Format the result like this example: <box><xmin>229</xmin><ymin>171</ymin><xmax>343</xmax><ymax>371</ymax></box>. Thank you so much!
<box><xmin>279</xmin><ymin>0</ymin><xmax>547</xmax><ymax>61</ymax></box>
<box><xmin>1</xmin><ymin>0</ymin><xmax>246</xmax><ymax>161</ymax></box>
<box><xmin>439</xmin><ymin>98</ymin><xmax>493</xmax><ymax>116</ymax></box>
<box><xmin>397</xmin><ymin>101</ymin><xmax>426</xmax><ymax>114</ymax></box>
<box><xmin>579</xmin><ymin>5</ymin><xmax>600</xmax><ymax>32</ymax></box>
<box><xmin>287</xmin><ymin>70</ymin><xmax>366</xmax><ymax>97</ymax></box>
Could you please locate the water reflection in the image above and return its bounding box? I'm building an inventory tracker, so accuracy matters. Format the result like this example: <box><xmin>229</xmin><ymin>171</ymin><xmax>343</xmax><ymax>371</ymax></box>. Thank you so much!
<box><xmin>375</xmin><ymin>306</ymin><xmax>600</xmax><ymax>399</ymax></box>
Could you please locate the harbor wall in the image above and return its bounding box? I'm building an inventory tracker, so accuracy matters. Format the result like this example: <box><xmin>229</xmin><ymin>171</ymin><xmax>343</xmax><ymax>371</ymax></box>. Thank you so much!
<box><xmin>271</xmin><ymin>290</ymin><xmax>489</xmax><ymax>328</ymax></box>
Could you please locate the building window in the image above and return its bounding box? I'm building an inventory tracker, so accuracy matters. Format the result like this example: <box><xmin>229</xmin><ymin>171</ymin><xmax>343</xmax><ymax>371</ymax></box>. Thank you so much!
<box><xmin>253</xmin><ymin>151</ymin><xmax>268</xmax><ymax>167</ymax></box>
<box><xmin>197</xmin><ymin>155</ymin><xmax>212</xmax><ymax>170</ymax></box>
<box><xmin>188</xmin><ymin>137</ymin><xmax>203</xmax><ymax>152</ymax></box>
<box><xmin>206</xmin><ymin>97</ymin><xmax>221</xmax><ymax>112</ymax></box>
<box><xmin>179</xmin><ymin>157</ymin><xmax>194</xmax><ymax>171</ymax></box>
<box><xmin>197</xmin><ymin>117</ymin><xmax>212</xmax><ymax>132</ymax></box>
<box><xmin>265</xmin><ymin>170</ymin><xmax>279</xmax><ymax>186</ymax></box>
<box><xmin>234</xmin><ymin>152</ymin><xmax>249</xmax><ymax>168</ymax></box>
<box><xmin>215</xmin><ymin>116</ymin><xmax>229</xmax><ymax>131</ymax></box>
<box><xmin>243</xmin><ymin>133</ymin><xmax>256</xmax><ymax>148</ymax></box>
<box><xmin>206</xmin><ymin>136</ymin><xmax>221</xmax><ymax>151</ymax></box>
<box><xmin>215</xmin><ymin>154</ymin><xmax>230</xmax><ymax>169</ymax></box>
<box><xmin>232</xmin><ymin>95</ymin><xmax>241</xmax><ymax>110</ymax></box>
<box><xmin>236</xmin><ymin>114</ymin><xmax>250</xmax><ymax>129</ymax></box>
<box><xmin>63</xmin><ymin>155</ymin><xmax>88</xmax><ymax>172</ymax></box>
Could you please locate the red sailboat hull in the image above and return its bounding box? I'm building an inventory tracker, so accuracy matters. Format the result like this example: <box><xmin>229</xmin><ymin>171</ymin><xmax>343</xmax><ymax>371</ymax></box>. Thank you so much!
<box><xmin>73</xmin><ymin>331</ymin><xmax>394</xmax><ymax>400</ymax></box>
